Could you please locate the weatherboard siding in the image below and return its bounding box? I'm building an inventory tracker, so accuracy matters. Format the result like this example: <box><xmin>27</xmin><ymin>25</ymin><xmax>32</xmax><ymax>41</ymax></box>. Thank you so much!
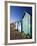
<box><xmin>22</xmin><ymin>12</ymin><xmax>31</xmax><ymax>34</ymax></box>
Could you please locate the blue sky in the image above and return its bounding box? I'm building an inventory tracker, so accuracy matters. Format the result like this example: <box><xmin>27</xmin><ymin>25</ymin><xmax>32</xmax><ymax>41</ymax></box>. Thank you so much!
<box><xmin>10</xmin><ymin>6</ymin><xmax>32</xmax><ymax>23</ymax></box>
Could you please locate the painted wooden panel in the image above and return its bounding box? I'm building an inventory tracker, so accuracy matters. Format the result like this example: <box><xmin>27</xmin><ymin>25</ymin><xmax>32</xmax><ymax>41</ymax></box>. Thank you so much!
<box><xmin>22</xmin><ymin>12</ymin><xmax>31</xmax><ymax>35</ymax></box>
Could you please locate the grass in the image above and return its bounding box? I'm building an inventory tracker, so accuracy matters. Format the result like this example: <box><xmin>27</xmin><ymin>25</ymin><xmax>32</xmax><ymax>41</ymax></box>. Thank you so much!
<box><xmin>10</xmin><ymin>23</ymin><xmax>32</xmax><ymax>40</ymax></box>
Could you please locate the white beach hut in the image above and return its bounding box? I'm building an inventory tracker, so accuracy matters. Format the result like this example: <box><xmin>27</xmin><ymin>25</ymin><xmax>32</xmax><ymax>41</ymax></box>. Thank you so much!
<box><xmin>15</xmin><ymin>11</ymin><xmax>32</xmax><ymax>36</ymax></box>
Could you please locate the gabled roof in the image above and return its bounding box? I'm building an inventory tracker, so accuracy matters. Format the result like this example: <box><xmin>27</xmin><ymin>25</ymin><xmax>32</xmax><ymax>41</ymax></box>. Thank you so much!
<box><xmin>22</xmin><ymin>11</ymin><xmax>31</xmax><ymax>19</ymax></box>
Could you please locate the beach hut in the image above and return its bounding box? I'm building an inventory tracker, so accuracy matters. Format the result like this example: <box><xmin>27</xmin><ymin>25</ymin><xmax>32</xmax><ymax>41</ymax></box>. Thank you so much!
<box><xmin>22</xmin><ymin>12</ymin><xmax>31</xmax><ymax>35</ymax></box>
<box><xmin>16</xmin><ymin>11</ymin><xmax>32</xmax><ymax>36</ymax></box>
